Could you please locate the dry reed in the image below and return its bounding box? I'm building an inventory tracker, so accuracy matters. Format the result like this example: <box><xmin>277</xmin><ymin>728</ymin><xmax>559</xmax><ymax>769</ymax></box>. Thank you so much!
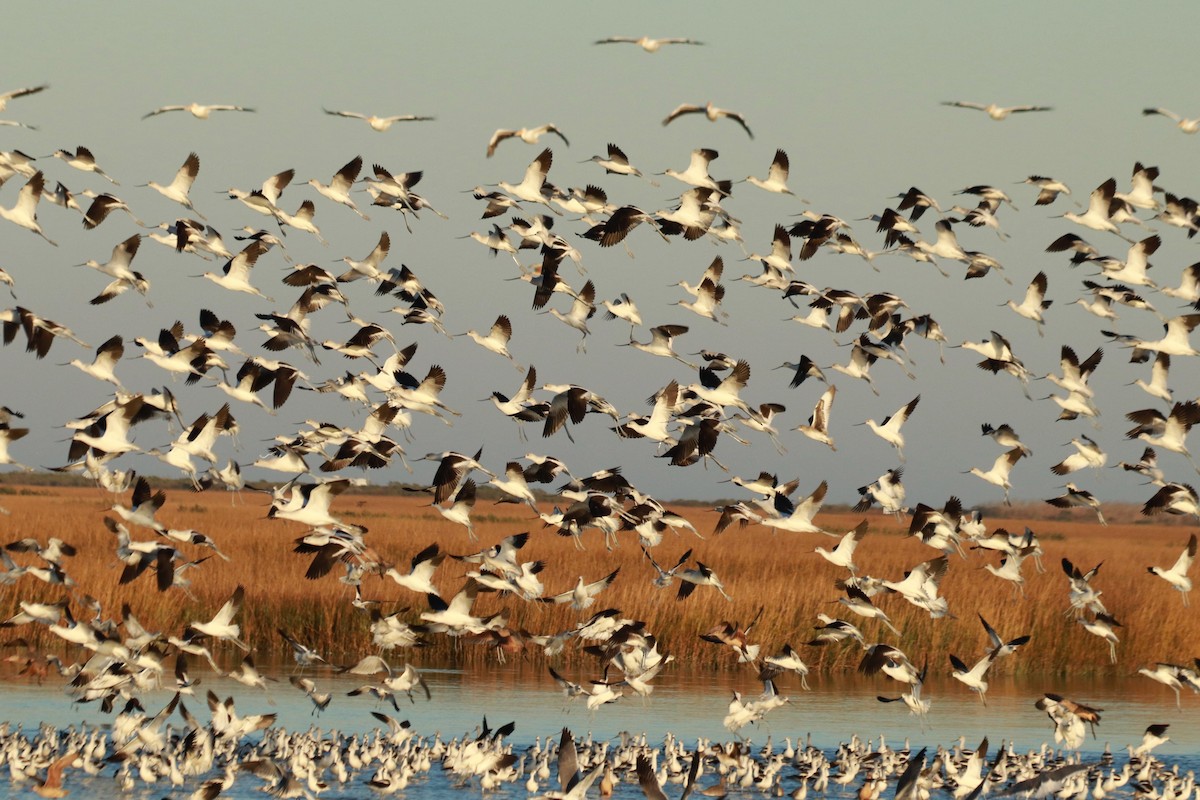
<box><xmin>0</xmin><ymin>485</ymin><xmax>1196</xmax><ymax>680</ymax></box>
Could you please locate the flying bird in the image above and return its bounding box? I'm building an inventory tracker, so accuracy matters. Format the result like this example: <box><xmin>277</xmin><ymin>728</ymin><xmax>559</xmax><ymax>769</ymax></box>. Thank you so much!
<box><xmin>662</xmin><ymin>102</ymin><xmax>753</xmax><ymax>138</ymax></box>
<box><xmin>486</xmin><ymin>124</ymin><xmax>569</xmax><ymax>158</ymax></box>
<box><xmin>143</xmin><ymin>102</ymin><xmax>255</xmax><ymax>119</ymax></box>
<box><xmin>1143</xmin><ymin>107</ymin><xmax>1200</xmax><ymax>134</ymax></box>
<box><xmin>941</xmin><ymin>100</ymin><xmax>1053</xmax><ymax>119</ymax></box>
<box><xmin>1148</xmin><ymin>532</ymin><xmax>1197</xmax><ymax>605</ymax></box>
<box><xmin>0</xmin><ymin>84</ymin><xmax>48</xmax><ymax>112</ymax></box>
<box><xmin>594</xmin><ymin>35</ymin><xmax>703</xmax><ymax>51</ymax></box>
<box><xmin>322</xmin><ymin>108</ymin><xmax>434</xmax><ymax>131</ymax></box>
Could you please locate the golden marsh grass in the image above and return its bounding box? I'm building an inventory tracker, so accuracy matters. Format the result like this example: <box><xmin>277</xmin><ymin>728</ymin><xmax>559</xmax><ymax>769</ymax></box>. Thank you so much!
<box><xmin>0</xmin><ymin>485</ymin><xmax>1196</xmax><ymax>678</ymax></box>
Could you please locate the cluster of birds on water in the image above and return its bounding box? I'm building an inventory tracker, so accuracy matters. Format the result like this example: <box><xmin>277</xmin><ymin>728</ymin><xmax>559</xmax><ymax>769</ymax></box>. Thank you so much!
<box><xmin>3</xmin><ymin>29</ymin><xmax>1200</xmax><ymax>796</ymax></box>
<box><xmin>0</xmin><ymin>707</ymin><xmax>1187</xmax><ymax>800</ymax></box>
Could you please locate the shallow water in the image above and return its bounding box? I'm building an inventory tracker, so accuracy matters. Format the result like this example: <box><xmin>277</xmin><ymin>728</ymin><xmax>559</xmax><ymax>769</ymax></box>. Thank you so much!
<box><xmin>2</xmin><ymin>667</ymin><xmax>1198</xmax><ymax>799</ymax></box>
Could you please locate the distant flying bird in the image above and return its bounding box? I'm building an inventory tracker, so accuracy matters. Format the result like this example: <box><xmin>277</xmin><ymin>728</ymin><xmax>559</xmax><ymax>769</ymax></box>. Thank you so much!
<box><xmin>0</xmin><ymin>84</ymin><xmax>48</xmax><ymax>112</ymax></box>
<box><xmin>143</xmin><ymin>102</ymin><xmax>255</xmax><ymax>120</ymax></box>
<box><xmin>594</xmin><ymin>35</ymin><xmax>703</xmax><ymax>51</ymax></box>
<box><xmin>322</xmin><ymin>108</ymin><xmax>434</xmax><ymax>131</ymax></box>
<box><xmin>662</xmin><ymin>102</ymin><xmax>753</xmax><ymax>138</ymax></box>
<box><xmin>1143</xmin><ymin>107</ymin><xmax>1200</xmax><ymax>134</ymax></box>
<box><xmin>941</xmin><ymin>101</ymin><xmax>1053</xmax><ymax>119</ymax></box>
<box><xmin>486</xmin><ymin>124</ymin><xmax>569</xmax><ymax>158</ymax></box>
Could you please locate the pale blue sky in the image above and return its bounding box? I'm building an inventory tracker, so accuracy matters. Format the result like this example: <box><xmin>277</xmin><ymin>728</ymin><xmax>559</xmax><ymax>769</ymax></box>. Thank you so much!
<box><xmin>1</xmin><ymin>1</ymin><xmax>1198</xmax><ymax>507</ymax></box>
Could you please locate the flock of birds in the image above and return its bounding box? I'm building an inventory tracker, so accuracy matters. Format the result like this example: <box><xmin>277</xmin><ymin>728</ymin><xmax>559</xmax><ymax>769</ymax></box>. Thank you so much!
<box><xmin>1</xmin><ymin>31</ymin><xmax>1200</xmax><ymax>798</ymax></box>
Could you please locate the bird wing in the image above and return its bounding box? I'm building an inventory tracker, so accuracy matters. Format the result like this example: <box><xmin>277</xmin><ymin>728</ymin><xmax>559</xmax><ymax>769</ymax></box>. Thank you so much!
<box><xmin>1143</xmin><ymin>107</ymin><xmax>1181</xmax><ymax>121</ymax></box>
<box><xmin>585</xmin><ymin>568</ymin><xmax>619</xmax><ymax>596</ymax></box>
<box><xmin>170</xmin><ymin>153</ymin><xmax>201</xmax><ymax>193</ymax></box>
<box><xmin>636</xmin><ymin>754</ymin><xmax>669</xmax><ymax>800</ymax></box>
<box><xmin>142</xmin><ymin>105</ymin><xmax>186</xmax><ymax>119</ymax></box>
<box><xmin>662</xmin><ymin>103</ymin><xmax>702</xmax><ymax>126</ymax></box>
<box><xmin>486</xmin><ymin>129</ymin><xmax>516</xmax><ymax>158</ymax></box>
<box><xmin>723</xmin><ymin>109</ymin><xmax>754</xmax><ymax>139</ymax></box>
<box><xmin>1171</xmin><ymin>533</ymin><xmax>1198</xmax><ymax>575</ymax></box>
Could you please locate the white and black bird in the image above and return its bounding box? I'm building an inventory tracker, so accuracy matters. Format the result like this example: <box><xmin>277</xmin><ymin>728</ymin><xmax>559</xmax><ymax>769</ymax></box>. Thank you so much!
<box><xmin>1046</xmin><ymin>483</ymin><xmax>1107</xmax><ymax>526</ymax></box>
<box><xmin>860</xmin><ymin>395</ymin><xmax>919</xmax><ymax>462</ymax></box>
<box><xmin>542</xmin><ymin>568</ymin><xmax>620</xmax><ymax>610</ymax></box>
<box><xmin>1004</xmin><ymin>271</ymin><xmax>1051</xmax><ymax>336</ymax></box>
<box><xmin>486</xmin><ymin>124</ymin><xmax>568</xmax><ymax>158</ymax></box>
<box><xmin>145</xmin><ymin>152</ymin><xmax>204</xmax><ymax>220</ymax></box>
<box><xmin>966</xmin><ymin>448</ymin><xmax>1025</xmax><ymax>505</ymax></box>
<box><xmin>662</xmin><ymin>101</ymin><xmax>753</xmax><ymax>138</ymax></box>
<box><xmin>1148</xmin><ymin>533</ymin><xmax>1196</xmax><ymax>606</ymax></box>
<box><xmin>979</xmin><ymin>613</ymin><xmax>1030</xmax><ymax>660</ymax></box>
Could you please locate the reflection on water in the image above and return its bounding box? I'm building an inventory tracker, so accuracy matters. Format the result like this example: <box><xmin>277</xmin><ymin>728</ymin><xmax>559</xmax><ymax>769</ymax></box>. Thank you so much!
<box><xmin>3</xmin><ymin>667</ymin><xmax>1198</xmax><ymax>760</ymax></box>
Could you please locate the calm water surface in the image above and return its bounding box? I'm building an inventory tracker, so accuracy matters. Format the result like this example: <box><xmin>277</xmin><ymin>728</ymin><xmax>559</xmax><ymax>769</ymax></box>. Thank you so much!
<box><xmin>2</xmin><ymin>667</ymin><xmax>1197</xmax><ymax>799</ymax></box>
